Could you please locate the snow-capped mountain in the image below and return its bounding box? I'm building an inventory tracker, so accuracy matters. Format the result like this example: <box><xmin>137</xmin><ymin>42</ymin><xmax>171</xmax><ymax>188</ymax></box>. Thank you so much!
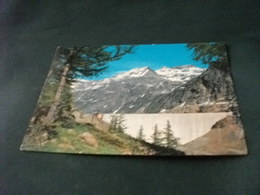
<box><xmin>112</xmin><ymin>66</ymin><xmax>158</xmax><ymax>80</ymax></box>
<box><xmin>156</xmin><ymin>65</ymin><xmax>205</xmax><ymax>82</ymax></box>
<box><xmin>71</xmin><ymin>65</ymin><xmax>206</xmax><ymax>113</ymax></box>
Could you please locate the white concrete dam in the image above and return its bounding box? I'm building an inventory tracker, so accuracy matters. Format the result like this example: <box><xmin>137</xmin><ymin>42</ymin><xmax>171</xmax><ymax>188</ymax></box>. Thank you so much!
<box><xmin>103</xmin><ymin>112</ymin><xmax>232</xmax><ymax>145</ymax></box>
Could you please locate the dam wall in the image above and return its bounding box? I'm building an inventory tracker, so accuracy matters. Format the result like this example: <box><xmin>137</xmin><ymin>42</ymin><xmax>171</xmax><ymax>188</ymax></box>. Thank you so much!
<box><xmin>103</xmin><ymin>112</ymin><xmax>232</xmax><ymax>144</ymax></box>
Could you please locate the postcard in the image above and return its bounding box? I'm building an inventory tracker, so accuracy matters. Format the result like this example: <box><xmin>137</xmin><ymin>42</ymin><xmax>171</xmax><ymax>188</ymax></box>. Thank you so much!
<box><xmin>20</xmin><ymin>43</ymin><xmax>248</xmax><ymax>155</ymax></box>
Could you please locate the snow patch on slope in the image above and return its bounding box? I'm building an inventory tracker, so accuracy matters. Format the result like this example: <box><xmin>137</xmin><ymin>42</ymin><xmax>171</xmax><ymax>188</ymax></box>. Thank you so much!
<box><xmin>156</xmin><ymin>65</ymin><xmax>205</xmax><ymax>82</ymax></box>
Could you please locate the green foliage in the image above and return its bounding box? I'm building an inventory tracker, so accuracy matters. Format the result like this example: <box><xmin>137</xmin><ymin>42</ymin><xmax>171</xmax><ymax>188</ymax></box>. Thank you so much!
<box><xmin>56</xmin><ymin>84</ymin><xmax>74</xmax><ymax>127</ymax></box>
<box><xmin>137</xmin><ymin>125</ymin><xmax>144</xmax><ymax>140</ymax></box>
<box><xmin>54</xmin><ymin>45</ymin><xmax>133</xmax><ymax>126</ymax></box>
<box><xmin>117</xmin><ymin>114</ymin><xmax>127</xmax><ymax>133</ymax></box>
<box><xmin>58</xmin><ymin>45</ymin><xmax>134</xmax><ymax>80</ymax></box>
<box><xmin>109</xmin><ymin>114</ymin><xmax>127</xmax><ymax>133</ymax></box>
<box><xmin>40</xmin><ymin>45</ymin><xmax>133</xmax><ymax>128</ymax></box>
<box><xmin>25</xmin><ymin>124</ymin><xmax>121</xmax><ymax>154</ymax></box>
<box><xmin>38</xmin><ymin>81</ymin><xmax>59</xmax><ymax>108</ymax></box>
<box><xmin>187</xmin><ymin>42</ymin><xmax>228</xmax><ymax>67</ymax></box>
<box><xmin>150</xmin><ymin>122</ymin><xmax>179</xmax><ymax>148</ymax></box>
<box><xmin>22</xmin><ymin>119</ymin><xmax>184</xmax><ymax>155</ymax></box>
<box><xmin>109</xmin><ymin>115</ymin><xmax>117</xmax><ymax>131</ymax></box>
<box><xmin>23</xmin><ymin>123</ymin><xmax>151</xmax><ymax>155</ymax></box>
<box><xmin>161</xmin><ymin>120</ymin><xmax>179</xmax><ymax>148</ymax></box>
<box><xmin>151</xmin><ymin>124</ymin><xmax>161</xmax><ymax>145</ymax></box>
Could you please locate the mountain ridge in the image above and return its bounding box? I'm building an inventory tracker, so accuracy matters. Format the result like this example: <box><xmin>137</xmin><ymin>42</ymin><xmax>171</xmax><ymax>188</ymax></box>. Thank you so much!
<box><xmin>144</xmin><ymin>64</ymin><xmax>237</xmax><ymax>113</ymax></box>
<box><xmin>71</xmin><ymin>65</ymin><xmax>206</xmax><ymax>113</ymax></box>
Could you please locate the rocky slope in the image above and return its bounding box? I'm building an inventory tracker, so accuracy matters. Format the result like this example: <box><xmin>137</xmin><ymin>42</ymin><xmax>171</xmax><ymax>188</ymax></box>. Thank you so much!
<box><xmin>144</xmin><ymin>64</ymin><xmax>238</xmax><ymax>113</ymax></box>
<box><xmin>178</xmin><ymin>115</ymin><xmax>248</xmax><ymax>155</ymax></box>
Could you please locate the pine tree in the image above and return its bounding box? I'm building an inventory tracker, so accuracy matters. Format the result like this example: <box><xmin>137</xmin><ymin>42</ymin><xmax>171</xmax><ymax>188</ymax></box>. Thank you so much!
<box><xmin>161</xmin><ymin>120</ymin><xmax>179</xmax><ymax>148</ymax></box>
<box><xmin>137</xmin><ymin>125</ymin><xmax>144</xmax><ymax>140</ymax></box>
<box><xmin>43</xmin><ymin>46</ymin><xmax>133</xmax><ymax>126</ymax></box>
<box><xmin>109</xmin><ymin>115</ymin><xmax>117</xmax><ymax>131</ymax></box>
<box><xmin>152</xmin><ymin>124</ymin><xmax>160</xmax><ymax>145</ymax></box>
<box><xmin>109</xmin><ymin>114</ymin><xmax>126</xmax><ymax>133</ymax></box>
<box><xmin>186</xmin><ymin>42</ymin><xmax>228</xmax><ymax>70</ymax></box>
<box><xmin>117</xmin><ymin>114</ymin><xmax>126</xmax><ymax>133</ymax></box>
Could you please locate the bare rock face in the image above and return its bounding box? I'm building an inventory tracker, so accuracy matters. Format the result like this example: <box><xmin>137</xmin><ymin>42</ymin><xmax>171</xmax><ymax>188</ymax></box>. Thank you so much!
<box><xmin>73</xmin><ymin>110</ymin><xmax>110</xmax><ymax>131</ymax></box>
<box><xmin>79</xmin><ymin>132</ymin><xmax>98</xmax><ymax>147</ymax></box>
<box><xmin>145</xmin><ymin>65</ymin><xmax>238</xmax><ymax>113</ymax></box>
<box><xmin>178</xmin><ymin>116</ymin><xmax>248</xmax><ymax>155</ymax></box>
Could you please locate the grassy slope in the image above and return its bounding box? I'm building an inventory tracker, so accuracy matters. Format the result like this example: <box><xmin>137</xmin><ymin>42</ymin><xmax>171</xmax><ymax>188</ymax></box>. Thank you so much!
<box><xmin>21</xmin><ymin>123</ymin><xmax>184</xmax><ymax>156</ymax></box>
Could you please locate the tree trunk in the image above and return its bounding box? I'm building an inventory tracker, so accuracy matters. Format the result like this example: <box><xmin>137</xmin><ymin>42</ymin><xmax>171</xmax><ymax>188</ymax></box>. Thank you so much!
<box><xmin>43</xmin><ymin>64</ymin><xmax>70</xmax><ymax>126</ymax></box>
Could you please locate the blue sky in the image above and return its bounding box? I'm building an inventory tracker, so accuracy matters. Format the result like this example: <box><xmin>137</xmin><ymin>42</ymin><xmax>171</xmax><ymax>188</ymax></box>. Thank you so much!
<box><xmin>88</xmin><ymin>44</ymin><xmax>208</xmax><ymax>80</ymax></box>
